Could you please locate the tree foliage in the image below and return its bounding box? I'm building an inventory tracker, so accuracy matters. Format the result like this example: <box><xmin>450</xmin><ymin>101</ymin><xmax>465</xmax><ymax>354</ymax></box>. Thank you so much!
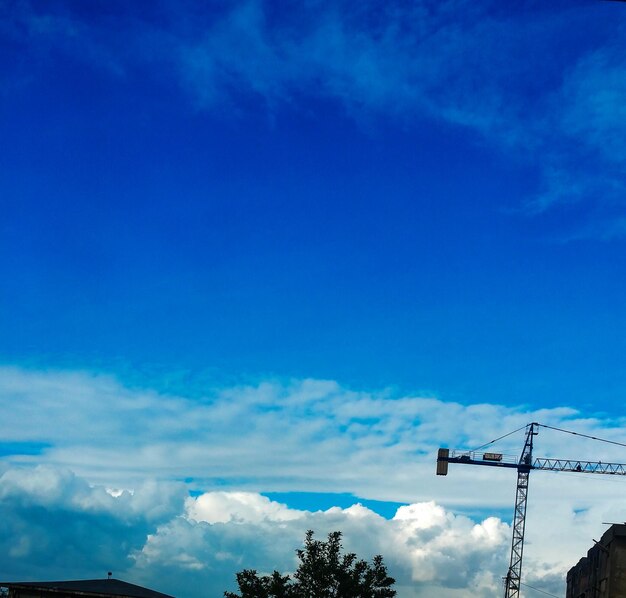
<box><xmin>225</xmin><ymin>530</ymin><xmax>396</xmax><ymax>598</ymax></box>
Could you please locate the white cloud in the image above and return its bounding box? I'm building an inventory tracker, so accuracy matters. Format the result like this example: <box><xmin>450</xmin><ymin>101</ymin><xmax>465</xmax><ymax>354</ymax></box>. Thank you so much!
<box><xmin>0</xmin><ymin>465</ymin><xmax>186</xmax><ymax>582</ymax></box>
<box><xmin>5</xmin><ymin>464</ymin><xmax>608</xmax><ymax>597</ymax></box>
<box><xmin>2</xmin><ymin>365</ymin><xmax>626</xmax><ymax>509</ymax></box>
<box><xmin>3</xmin><ymin>366</ymin><xmax>626</xmax><ymax>596</ymax></box>
<box><xmin>185</xmin><ymin>491</ymin><xmax>303</xmax><ymax>524</ymax></box>
<box><xmin>0</xmin><ymin>464</ymin><xmax>514</xmax><ymax>597</ymax></box>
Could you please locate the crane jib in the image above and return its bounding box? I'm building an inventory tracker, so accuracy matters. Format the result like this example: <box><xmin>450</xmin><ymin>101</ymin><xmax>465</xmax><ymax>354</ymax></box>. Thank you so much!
<box><xmin>533</xmin><ymin>458</ymin><xmax>626</xmax><ymax>475</ymax></box>
<box><xmin>436</xmin><ymin>449</ymin><xmax>626</xmax><ymax>476</ymax></box>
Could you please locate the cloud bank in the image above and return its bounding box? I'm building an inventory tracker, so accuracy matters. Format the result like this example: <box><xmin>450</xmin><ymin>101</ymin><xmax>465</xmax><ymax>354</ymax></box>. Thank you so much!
<box><xmin>5</xmin><ymin>364</ymin><xmax>625</xmax><ymax>506</ymax></box>
<box><xmin>0</xmin><ymin>465</ymin><xmax>518</xmax><ymax>597</ymax></box>
<box><xmin>3</xmin><ymin>366</ymin><xmax>626</xmax><ymax>596</ymax></box>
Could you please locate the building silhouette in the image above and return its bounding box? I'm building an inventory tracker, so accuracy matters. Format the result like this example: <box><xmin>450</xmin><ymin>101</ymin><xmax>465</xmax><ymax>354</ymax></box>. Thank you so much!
<box><xmin>0</xmin><ymin>578</ymin><xmax>174</xmax><ymax>598</ymax></box>
<box><xmin>567</xmin><ymin>524</ymin><xmax>626</xmax><ymax>598</ymax></box>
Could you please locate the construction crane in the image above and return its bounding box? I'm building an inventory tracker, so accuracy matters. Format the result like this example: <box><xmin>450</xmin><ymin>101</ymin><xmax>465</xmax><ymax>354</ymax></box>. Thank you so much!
<box><xmin>436</xmin><ymin>422</ymin><xmax>626</xmax><ymax>598</ymax></box>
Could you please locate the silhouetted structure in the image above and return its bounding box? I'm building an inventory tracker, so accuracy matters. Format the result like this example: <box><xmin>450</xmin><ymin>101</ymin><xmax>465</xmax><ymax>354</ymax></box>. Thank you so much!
<box><xmin>0</xmin><ymin>578</ymin><xmax>174</xmax><ymax>598</ymax></box>
<box><xmin>566</xmin><ymin>524</ymin><xmax>626</xmax><ymax>598</ymax></box>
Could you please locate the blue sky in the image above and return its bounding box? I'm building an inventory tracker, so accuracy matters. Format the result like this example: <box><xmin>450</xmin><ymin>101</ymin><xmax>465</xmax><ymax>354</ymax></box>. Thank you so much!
<box><xmin>2</xmin><ymin>0</ymin><xmax>626</xmax><ymax>405</ymax></box>
<box><xmin>1</xmin><ymin>1</ymin><xmax>626</xmax><ymax>596</ymax></box>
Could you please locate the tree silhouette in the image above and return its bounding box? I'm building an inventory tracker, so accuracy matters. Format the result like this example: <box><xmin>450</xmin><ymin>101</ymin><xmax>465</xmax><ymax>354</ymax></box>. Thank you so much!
<box><xmin>225</xmin><ymin>530</ymin><xmax>396</xmax><ymax>598</ymax></box>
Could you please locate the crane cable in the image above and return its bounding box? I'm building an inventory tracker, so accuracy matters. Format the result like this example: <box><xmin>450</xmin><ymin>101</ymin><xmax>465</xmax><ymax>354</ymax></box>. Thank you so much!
<box><xmin>471</xmin><ymin>422</ymin><xmax>626</xmax><ymax>452</ymax></box>
<box><xmin>519</xmin><ymin>581</ymin><xmax>560</xmax><ymax>598</ymax></box>
<box><xmin>471</xmin><ymin>424</ymin><xmax>528</xmax><ymax>451</ymax></box>
<box><xmin>537</xmin><ymin>423</ymin><xmax>626</xmax><ymax>449</ymax></box>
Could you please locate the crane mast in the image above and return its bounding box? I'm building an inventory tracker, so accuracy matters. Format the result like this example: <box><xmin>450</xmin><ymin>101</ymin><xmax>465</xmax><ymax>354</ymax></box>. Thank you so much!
<box><xmin>504</xmin><ymin>422</ymin><xmax>537</xmax><ymax>598</ymax></box>
<box><xmin>436</xmin><ymin>422</ymin><xmax>626</xmax><ymax>598</ymax></box>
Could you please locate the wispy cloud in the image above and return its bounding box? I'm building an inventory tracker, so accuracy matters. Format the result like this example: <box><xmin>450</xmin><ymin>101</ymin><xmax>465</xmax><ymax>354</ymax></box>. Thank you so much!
<box><xmin>2</xmin><ymin>365</ymin><xmax>626</xmax><ymax>505</ymax></box>
<box><xmin>161</xmin><ymin>1</ymin><xmax>626</xmax><ymax>236</ymax></box>
<box><xmin>3</xmin><ymin>1</ymin><xmax>626</xmax><ymax>231</ymax></box>
<box><xmin>178</xmin><ymin>0</ymin><xmax>518</xmax><ymax>124</ymax></box>
<box><xmin>559</xmin><ymin>41</ymin><xmax>626</xmax><ymax>167</ymax></box>
<box><xmin>524</xmin><ymin>35</ymin><xmax>626</xmax><ymax>217</ymax></box>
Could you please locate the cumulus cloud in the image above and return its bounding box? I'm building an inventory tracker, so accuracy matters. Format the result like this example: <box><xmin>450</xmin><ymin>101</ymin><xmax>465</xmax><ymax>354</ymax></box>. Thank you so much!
<box><xmin>186</xmin><ymin>491</ymin><xmax>304</xmax><ymax>524</ymax></box>
<box><xmin>3</xmin><ymin>366</ymin><xmax>626</xmax><ymax>596</ymax></box>
<box><xmin>0</xmin><ymin>466</ymin><xmax>187</xmax><ymax>581</ymax></box>
<box><xmin>0</xmin><ymin>465</ymin><xmax>514</xmax><ymax>597</ymax></box>
<box><xmin>3</xmin><ymin>464</ymin><xmax>613</xmax><ymax>597</ymax></box>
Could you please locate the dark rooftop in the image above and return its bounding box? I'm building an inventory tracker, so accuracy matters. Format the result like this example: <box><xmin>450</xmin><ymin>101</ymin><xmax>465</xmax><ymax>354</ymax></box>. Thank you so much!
<box><xmin>0</xmin><ymin>578</ymin><xmax>174</xmax><ymax>598</ymax></box>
